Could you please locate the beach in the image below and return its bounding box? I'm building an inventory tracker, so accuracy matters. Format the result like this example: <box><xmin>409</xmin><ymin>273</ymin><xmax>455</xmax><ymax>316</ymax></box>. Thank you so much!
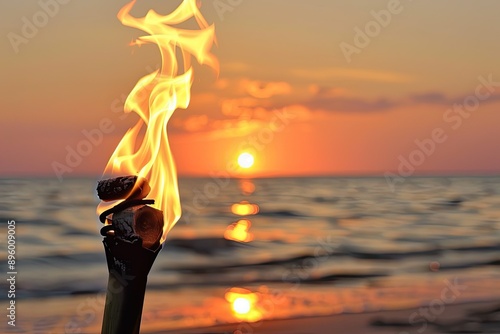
<box><xmin>10</xmin><ymin>293</ymin><xmax>500</xmax><ymax>333</ymax></box>
<box><xmin>166</xmin><ymin>301</ymin><xmax>500</xmax><ymax>334</ymax></box>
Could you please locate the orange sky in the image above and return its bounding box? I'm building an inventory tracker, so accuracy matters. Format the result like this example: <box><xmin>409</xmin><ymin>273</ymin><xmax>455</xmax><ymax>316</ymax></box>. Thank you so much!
<box><xmin>1</xmin><ymin>0</ymin><xmax>500</xmax><ymax>178</ymax></box>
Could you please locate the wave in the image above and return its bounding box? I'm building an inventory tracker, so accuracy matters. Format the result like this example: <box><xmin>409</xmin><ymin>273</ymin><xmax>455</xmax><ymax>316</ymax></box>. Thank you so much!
<box><xmin>258</xmin><ymin>210</ymin><xmax>306</xmax><ymax>217</ymax></box>
<box><xmin>162</xmin><ymin>253</ymin><xmax>337</xmax><ymax>274</ymax></box>
<box><xmin>340</xmin><ymin>245</ymin><xmax>441</xmax><ymax>260</ymax></box>
<box><xmin>427</xmin><ymin>258</ymin><xmax>500</xmax><ymax>272</ymax></box>
<box><xmin>165</xmin><ymin>237</ymin><xmax>245</xmax><ymax>255</ymax></box>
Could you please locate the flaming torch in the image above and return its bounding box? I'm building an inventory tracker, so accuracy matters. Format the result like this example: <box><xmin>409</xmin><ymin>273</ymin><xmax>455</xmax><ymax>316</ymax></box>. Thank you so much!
<box><xmin>96</xmin><ymin>1</ymin><xmax>217</xmax><ymax>333</ymax></box>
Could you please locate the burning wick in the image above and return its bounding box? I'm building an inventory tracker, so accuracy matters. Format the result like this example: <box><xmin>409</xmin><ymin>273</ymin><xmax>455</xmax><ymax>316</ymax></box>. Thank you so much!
<box><xmin>97</xmin><ymin>176</ymin><xmax>163</xmax><ymax>250</ymax></box>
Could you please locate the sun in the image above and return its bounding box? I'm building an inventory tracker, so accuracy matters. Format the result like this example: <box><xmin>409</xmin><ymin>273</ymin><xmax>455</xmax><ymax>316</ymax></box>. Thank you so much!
<box><xmin>238</xmin><ymin>152</ymin><xmax>254</xmax><ymax>169</ymax></box>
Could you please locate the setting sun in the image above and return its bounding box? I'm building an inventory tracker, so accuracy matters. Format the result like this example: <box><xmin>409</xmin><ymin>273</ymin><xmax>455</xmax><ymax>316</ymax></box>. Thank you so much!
<box><xmin>238</xmin><ymin>153</ymin><xmax>254</xmax><ymax>169</ymax></box>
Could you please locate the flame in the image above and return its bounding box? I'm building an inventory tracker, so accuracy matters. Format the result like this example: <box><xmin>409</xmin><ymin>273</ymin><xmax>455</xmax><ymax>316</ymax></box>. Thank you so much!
<box><xmin>231</xmin><ymin>201</ymin><xmax>260</xmax><ymax>216</ymax></box>
<box><xmin>224</xmin><ymin>219</ymin><xmax>254</xmax><ymax>243</ymax></box>
<box><xmin>98</xmin><ymin>0</ymin><xmax>218</xmax><ymax>243</ymax></box>
<box><xmin>225</xmin><ymin>287</ymin><xmax>262</xmax><ymax>322</ymax></box>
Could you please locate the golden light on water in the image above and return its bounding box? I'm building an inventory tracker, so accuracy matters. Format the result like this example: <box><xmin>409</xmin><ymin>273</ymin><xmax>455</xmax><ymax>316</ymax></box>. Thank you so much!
<box><xmin>225</xmin><ymin>287</ymin><xmax>262</xmax><ymax>322</ymax></box>
<box><xmin>97</xmin><ymin>0</ymin><xmax>218</xmax><ymax>243</ymax></box>
<box><xmin>232</xmin><ymin>297</ymin><xmax>251</xmax><ymax>314</ymax></box>
<box><xmin>238</xmin><ymin>152</ymin><xmax>254</xmax><ymax>169</ymax></box>
<box><xmin>231</xmin><ymin>201</ymin><xmax>260</xmax><ymax>216</ymax></box>
<box><xmin>239</xmin><ymin>179</ymin><xmax>256</xmax><ymax>195</ymax></box>
<box><xmin>224</xmin><ymin>219</ymin><xmax>254</xmax><ymax>243</ymax></box>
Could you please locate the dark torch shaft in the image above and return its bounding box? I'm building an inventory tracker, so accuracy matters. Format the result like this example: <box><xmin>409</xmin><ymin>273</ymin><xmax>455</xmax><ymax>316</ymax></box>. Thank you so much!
<box><xmin>102</xmin><ymin>269</ymin><xmax>147</xmax><ymax>333</ymax></box>
<box><xmin>97</xmin><ymin>176</ymin><xmax>164</xmax><ymax>334</ymax></box>
<box><xmin>101</xmin><ymin>239</ymin><xmax>160</xmax><ymax>334</ymax></box>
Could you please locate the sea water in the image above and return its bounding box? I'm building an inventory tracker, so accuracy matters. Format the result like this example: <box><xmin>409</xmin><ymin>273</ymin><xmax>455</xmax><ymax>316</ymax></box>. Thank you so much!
<box><xmin>1</xmin><ymin>176</ymin><xmax>499</xmax><ymax>331</ymax></box>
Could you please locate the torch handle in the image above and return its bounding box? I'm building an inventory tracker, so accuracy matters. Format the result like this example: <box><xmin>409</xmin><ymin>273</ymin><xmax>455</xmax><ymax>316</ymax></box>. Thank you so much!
<box><xmin>101</xmin><ymin>238</ymin><xmax>161</xmax><ymax>334</ymax></box>
<box><xmin>102</xmin><ymin>270</ymin><xmax>147</xmax><ymax>334</ymax></box>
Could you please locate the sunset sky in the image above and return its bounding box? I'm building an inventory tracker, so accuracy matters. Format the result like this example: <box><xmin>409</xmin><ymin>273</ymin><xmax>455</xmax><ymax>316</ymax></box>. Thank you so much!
<box><xmin>1</xmin><ymin>0</ymin><xmax>500</xmax><ymax>178</ymax></box>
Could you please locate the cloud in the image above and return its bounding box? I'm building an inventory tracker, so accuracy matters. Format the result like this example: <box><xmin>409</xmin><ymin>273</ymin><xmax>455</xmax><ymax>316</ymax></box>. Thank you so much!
<box><xmin>244</xmin><ymin>80</ymin><xmax>293</xmax><ymax>99</ymax></box>
<box><xmin>171</xmin><ymin>75</ymin><xmax>500</xmax><ymax>136</ymax></box>
<box><xmin>302</xmin><ymin>90</ymin><xmax>500</xmax><ymax>113</ymax></box>
<box><xmin>302</xmin><ymin>96</ymin><xmax>397</xmax><ymax>113</ymax></box>
<box><xmin>206</xmin><ymin>119</ymin><xmax>265</xmax><ymax>139</ymax></box>
<box><xmin>182</xmin><ymin>115</ymin><xmax>209</xmax><ymax>132</ymax></box>
<box><xmin>291</xmin><ymin>67</ymin><xmax>414</xmax><ymax>83</ymax></box>
<box><xmin>222</xmin><ymin>62</ymin><xmax>252</xmax><ymax>74</ymax></box>
<box><xmin>409</xmin><ymin>92</ymin><xmax>449</xmax><ymax>104</ymax></box>
<box><xmin>221</xmin><ymin>97</ymin><xmax>267</xmax><ymax>118</ymax></box>
<box><xmin>409</xmin><ymin>91</ymin><xmax>500</xmax><ymax>106</ymax></box>
<box><xmin>308</xmin><ymin>85</ymin><xmax>353</xmax><ymax>98</ymax></box>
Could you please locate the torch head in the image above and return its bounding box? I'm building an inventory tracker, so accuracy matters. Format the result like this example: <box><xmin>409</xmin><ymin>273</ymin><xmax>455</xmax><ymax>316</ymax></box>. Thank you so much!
<box><xmin>97</xmin><ymin>176</ymin><xmax>164</xmax><ymax>251</ymax></box>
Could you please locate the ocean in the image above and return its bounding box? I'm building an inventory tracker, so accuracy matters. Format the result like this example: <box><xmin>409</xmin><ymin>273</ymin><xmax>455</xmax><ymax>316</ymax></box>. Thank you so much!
<box><xmin>1</xmin><ymin>176</ymin><xmax>500</xmax><ymax>332</ymax></box>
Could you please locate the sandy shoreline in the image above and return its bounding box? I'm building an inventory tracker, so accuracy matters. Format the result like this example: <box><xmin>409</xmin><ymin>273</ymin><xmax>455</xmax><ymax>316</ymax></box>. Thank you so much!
<box><xmin>158</xmin><ymin>301</ymin><xmax>500</xmax><ymax>334</ymax></box>
<box><xmin>5</xmin><ymin>291</ymin><xmax>499</xmax><ymax>333</ymax></box>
